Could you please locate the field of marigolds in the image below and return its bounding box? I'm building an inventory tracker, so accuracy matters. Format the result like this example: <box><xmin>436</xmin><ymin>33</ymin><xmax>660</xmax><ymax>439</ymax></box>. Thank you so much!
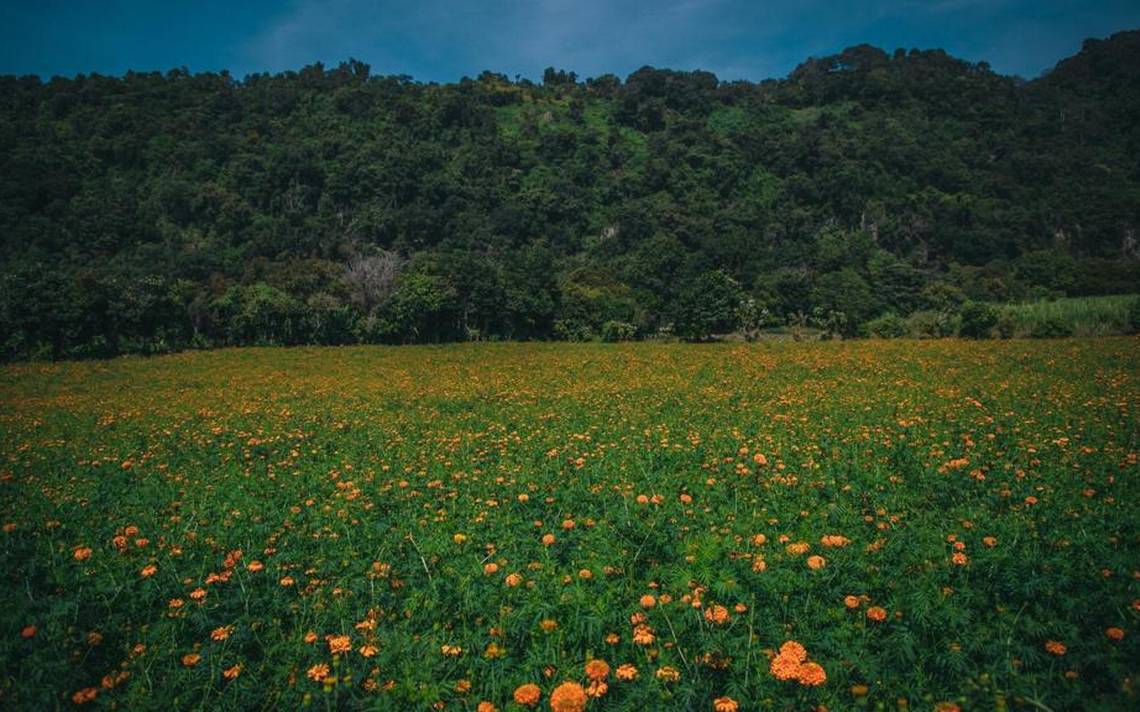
<box><xmin>1</xmin><ymin>340</ymin><xmax>1137</xmax><ymax>711</ymax></box>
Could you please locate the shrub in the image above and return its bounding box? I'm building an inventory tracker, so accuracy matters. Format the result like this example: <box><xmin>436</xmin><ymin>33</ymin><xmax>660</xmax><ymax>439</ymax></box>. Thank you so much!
<box><xmin>958</xmin><ymin>301</ymin><xmax>998</xmax><ymax>339</ymax></box>
<box><xmin>1029</xmin><ymin>317</ymin><xmax>1073</xmax><ymax>339</ymax></box>
<box><xmin>906</xmin><ymin>310</ymin><xmax>959</xmax><ymax>339</ymax></box>
<box><xmin>600</xmin><ymin>320</ymin><xmax>637</xmax><ymax>342</ymax></box>
<box><xmin>861</xmin><ymin>312</ymin><xmax>908</xmax><ymax>338</ymax></box>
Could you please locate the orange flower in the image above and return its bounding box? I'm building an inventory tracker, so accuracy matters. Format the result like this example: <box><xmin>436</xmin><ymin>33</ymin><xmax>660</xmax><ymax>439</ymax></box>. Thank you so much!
<box><xmin>189</xmin><ymin>587</ymin><xmax>207</xmax><ymax>601</ymax></box>
<box><xmin>483</xmin><ymin>562</ymin><xmax>499</xmax><ymax>575</ymax></box>
<box><xmin>713</xmin><ymin>696</ymin><xmax>739</xmax><ymax>712</ymax></box>
<box><xmin>359</xmin><ymin>644</ymin><xmax>378</xmax><ymax>657</ymax></box>
<box><xmin>304</xmin><ymin>631</ymin><xmax>318</xmax><ymax>644</ymax></box>
<box><xmin>753</xmin><ymin>452</ymin><xmax>769</xmax><ymax>466</ymax></box>
<box><xmin>778</xmin><ymin>641</ymin><xmax>807</xmax><ymax>663</ymax></box>
<box><xmin>982</xmin><ymin>536</ymin><xmax>997</xmax><ymax>547</ymax></box>
<box><xmin>866</xmin><ymin>606</ymin><xmax>888</xmax><ymax>623</ymax></box>
<box><xmin>1105</xmin><ymin>627</ymin><xmax>1125</xmax><ymax>641</ymax></box>
<box><xmin>632</xmin><ymin>624</ymin><xmax>655</xmax><ymax>645</ymax></box>
<box><xmin>770</xmin><ymin>653</ymin><xmax>802</xmax><ymax>681</ymax></box>
<box><xmin>797</xmin><ymin>661</ymin><xmax>827</xmax><ymax>686</ymax></box>
<box><xmin>655</xmin><ymin>666</ymin><xmax>681</xmax><ymax>682</ymax></box>
<box><xmin>844</xmin><ymin>595</ymin><xmax>860</xmax><ymax>609</ymax></box>
<box><xmin>73</xmin><ymin>546</ymin><xmax>93</xmax><ymax>561</ymax></box>
<box><xmin>786</xmin><ymin>542</ymin><xmax>810</xmax><ymax>555</ymax></box>
<box><xmin>441</xmin><ymin>644</ymin><xmax>463</xmax><ymax>656</ymax></box>
<box><xmin>806</xmin><ymin>555</ymin><xmax>826</xmax><ymax>570</ymax></box>
<box><xmin>20</xmin><ymin>624</ymin><xmax>36</xmax><ymax>639</ymax></box>
<box><xmin>751</xmin><ymin>557</ymin><xmax>767</xmax><ymax>573</ymax></box>
<box><xmin>1044</xmin><ymin>640</ymin><xmax>1066</xmax><ymax>656</ymax></box>
<box><xmin>513</xmin><ymin>683</ymin><xmax>541</xmax><ymax>706</ymax></box>
<box><xmin>541</xmin><ymin>533</ymin><xmax>556</xmax><ymax>546</ymax></box>
<box><xmin>327</xmin><ymin>634</ymin><xmax>352</xmax><ymax>654</ymax></box>
<box><xmin>223</xmin><ymin>664</ymin><xmax>242</xmax><ymax>680</ymax></box>
<box><xmin>477</xmin><ymin>702</ymin><xmax>498</xmax><ymax>712</ymax></box>
<box><xmin>140</xmin><ymin>564</ymin><xmax>157</xmax><ymax>578</ymax></box>
<box><xmin>246</xmin><ymin>560</ymin><xmax>264</xmax><ymax>572</ymax></box>
<box><xmin>585</xmin><ymin>658</ymin><xmax>610</xmax><ymax>681</ymax></box>
<box><xmin>616</xmin><ymin>663</ymin><xmax>638</xmax><ymax>680</ymax></box>
<box><xmin>182</xmin><ymin>652</ymin><xmax>201</xmax><ymax>666</ymax></box>
<box><xmin>639</xmin><ymin>594</ymin><xmax>657</xmax><ymax>608</ymax></box>
<box><xmin>704</xmin><ymin>605</ymin><xmax>730</xmax><ymax>624</ymax></box>
<box><xmin>951</xmin><ymin>552</ymin><xmax>968</xmax><ymax>566</ymax></box>
<box><xmin>505</xmin><ymin>572</ymin><xmax>523</xmax><ymax>587</ymax></box>
<box><xmin>279</xmin><ymin>576</ymin><xmax>295</xmax><ymax>587</ymax></box>
<box><xmin>453</xmin><ymin>533</ymin><xmax>467</xmax><ymax>544</ymax></box>
<box><xmin>586</xmin><ymin>680</ymin><xmax>608</xmax><ymax>698</ymax></box>
<box><xmin>550</xmin><ymin>681</ymin><xmax>587</xmax><ymax>712</ymax></box>
<box><xmin>210</xmin><ymin>626</ymin><xmax>232</xmax><ymax>641</ymax></box>
<box><xmin>307</xmin><ymin>663</ymin><xmax>330</xmax><ymax>682</ymax></box>
<box><xmin>71</xmin><ymin>687</ymin><xmax>98</xmax><ymax>705</ymax></box>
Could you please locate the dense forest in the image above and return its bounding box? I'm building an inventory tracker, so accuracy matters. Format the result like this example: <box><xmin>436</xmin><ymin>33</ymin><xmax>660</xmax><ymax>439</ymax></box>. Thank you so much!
<box><xmin>2</xmin><ymin>31</ymin><xmax>1139</xmax><ymax>358</ymax></box>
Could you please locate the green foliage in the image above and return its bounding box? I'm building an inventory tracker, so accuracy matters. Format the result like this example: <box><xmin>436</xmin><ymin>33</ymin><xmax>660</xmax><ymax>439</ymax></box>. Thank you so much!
<box><xmin>958</xmin><ymin>301</ymin><xmax>999</xmax><ymax>339</ymax></box>
<box><xmin>672</xmin><ymin>271</ymin><xmax>744</xmax><ymax>341</ymax></box>
<box><xmin>861</xmin><ymin>312</ymin><xmax>908</xmax><ymax>338</ymax></box>
<box><xmin>2</xmin><ymin>32</ymin><xmax>1140</xmax><ymax>359</ymax></box>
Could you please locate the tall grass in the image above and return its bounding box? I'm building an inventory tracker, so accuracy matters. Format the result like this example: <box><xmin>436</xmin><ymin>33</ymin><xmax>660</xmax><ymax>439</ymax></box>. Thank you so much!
<box><xmin>996</xmin><ymin>294</ymin><xmax>1138</xmax><ymax>337</ymax></box>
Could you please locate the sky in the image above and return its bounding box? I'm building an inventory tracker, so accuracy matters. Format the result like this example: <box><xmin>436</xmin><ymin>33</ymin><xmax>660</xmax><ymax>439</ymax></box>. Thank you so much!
<box><xmin>1</xmin><ymin>0</ymin><xmax>1138</xmax><ymax>83</ymax></box>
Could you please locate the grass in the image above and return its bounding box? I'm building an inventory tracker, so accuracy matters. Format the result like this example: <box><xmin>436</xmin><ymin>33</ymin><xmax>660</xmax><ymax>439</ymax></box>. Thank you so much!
<box><xmin>1</xmin><ymin>340</ymin><xmax>1137</xmax><ymax>710</ymax></box>
<box><xmin>996</xmin><ymin>295</ymin><xmax>1137</xmax><ymax>338</ymax></box>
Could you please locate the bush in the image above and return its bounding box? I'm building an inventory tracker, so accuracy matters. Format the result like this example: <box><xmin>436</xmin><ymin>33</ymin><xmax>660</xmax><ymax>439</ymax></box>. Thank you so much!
<box><xmin>958</xmin><ymin>301</ymin><xmax>998</xmax><ymax>339</ymax></box>
<box><xmin>861</xmin><ymin>312</ymin><xmax>908</xmax><ymax>338</ymax></box>
<box><xmin>600</xmin><ymin>320</ymin><xmax>637</xmax><ymax>342</ymax></box>
<box><xmin>906</xmin><ymin>310</ymin><xmax>960</xmax><ymax>339</ymax></box>
<box><xmin>1029</xmin><ymin>317</ymin><xmax>1073</xmax><ymax>339</ymax></box>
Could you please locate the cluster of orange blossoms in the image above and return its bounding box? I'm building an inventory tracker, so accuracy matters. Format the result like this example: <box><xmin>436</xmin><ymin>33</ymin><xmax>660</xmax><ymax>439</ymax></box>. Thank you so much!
<box><xmin>769</xmin><ymin>640</ymin><xmax>827</xmax><ymax>687</ymax></box>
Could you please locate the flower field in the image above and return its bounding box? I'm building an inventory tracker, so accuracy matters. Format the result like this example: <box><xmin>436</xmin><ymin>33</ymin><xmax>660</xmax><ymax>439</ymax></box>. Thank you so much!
<box><xmin>1</xmin><ymin>340</ymin><xmax>1137</xmax><ymax>711</ymax></box>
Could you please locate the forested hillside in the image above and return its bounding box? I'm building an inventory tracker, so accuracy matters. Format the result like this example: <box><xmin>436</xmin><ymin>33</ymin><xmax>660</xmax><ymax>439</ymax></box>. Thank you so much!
<box><xmin>2</xmin><ymin>31</ymin><xmax>1138</xmax><ymax>357</ymax></box>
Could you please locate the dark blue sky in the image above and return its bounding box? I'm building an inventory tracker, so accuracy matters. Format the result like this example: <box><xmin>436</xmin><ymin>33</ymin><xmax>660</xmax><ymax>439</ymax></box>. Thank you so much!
<box><xmin>2</xmin><ymin>1</ymin><xmax>1138</xmax><ymax>83</ymax></box>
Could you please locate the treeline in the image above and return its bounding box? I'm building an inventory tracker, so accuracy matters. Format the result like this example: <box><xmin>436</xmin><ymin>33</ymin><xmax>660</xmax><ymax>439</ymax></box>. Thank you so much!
<box><xmin>2</xmin><ymin>31</ymin><xmax>1139</xmax><ymax>358</ymax></box>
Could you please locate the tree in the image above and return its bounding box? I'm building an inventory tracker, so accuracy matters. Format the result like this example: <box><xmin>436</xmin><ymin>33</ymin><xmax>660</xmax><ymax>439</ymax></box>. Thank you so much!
<box><xmin>672</xmin><ymin>271</ymin><xmax>744</xmax><ymax>341</ymax></box>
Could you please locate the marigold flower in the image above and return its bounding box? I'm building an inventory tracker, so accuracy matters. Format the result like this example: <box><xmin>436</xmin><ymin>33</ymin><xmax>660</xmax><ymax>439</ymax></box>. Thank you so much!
<box><xmin>786</xmin><ymin>542</ymin><xmax>810</xmax><ymax>555</ymax></box>
<box><xmin>806</xmin><ymin>555</ymin><xmax>826</xmax><ymax>570</ymax></box>
<box><xmin>655</xmin><ymin>666</ymin><xmax>681</xmax><ymax>682</ymax></box>
<box><xmin>505</xmin><ymin>572</ymin><xmax>523</xmax><ymax>587</ymax></box>
<box><xmin>455</xmin><ymin>679</ymin><xmax>472</xmax><ymax>693</ymax></box>
<box><xmin>704</xmin><ymin>604</ymin><xmax>730</xmax><ymax>624</ymax></box>
<box><xmin>189</xmin><ymin>587</ymin><xmax>207</xmax><ymax>601</ymax></box>
<box><xmin>72</xmin><ymin>687</ymin><xmax>98</xmax><ymax>705</ymax></box>
<box><xmin>632</xmin><ymin>624</ymin><xmax>655</xmax><ymax>645</ymax></box>
<box><xmin>140</xmin><ymin>564</ymin><xmax>157</xmax><ymax>578</ymax></box>
<box><xmin>304</xmin><ymin>630</ymin><xmax>318</xmax><ymax>644</ymax></box>
<box><xmin>246</xmin><ymin>560</ymin><xmax>264</xmax><ymax>572</ymax></box>
<box><xmin>20</xmin><ymin>624</ymin><xmax>36</xmax><ymax>639</ymax></box>
<box><xmin>866</xmin><ymin>606</ymin><xmax>888</xmax><ymax>622</ymax></box>
<box><xmin>541</xmin><ymin>534</ymin><xmax>556</xmax><ymax>546</ymax></box>
<box><xmin>223</xmin><ymin>664</ymin><xmax>242</xmax><ymax>680</ymax></box>
<box><xmin>307</xmin><ymin>663</ymin><xmax>330</xmax><ymax>682</ymax></box>
<box><xmin>327</xmin><ymin>634</ymin><xmax>352</xmax><ymax>654</ymax></box>
<box><xmin>1105</xmin><ymin>627</ymin><xmax>1125</xmax><ymax>641</ymax></box>
<box><xmin>182</xmin><ymin>652</ymin><xmax>201</xmax><ymax>666</ymax></box>
<box><xmin>279</xmin><ymin>576</ymin><xmax>295</xmax><ymax>586</ymax></box>
<box><xmin>210</xmin><ymin>626</ymin><xmax>232</xmax><ymax>641</ymax></box>
<box><xmin>476</xmin><ymin>702</ymin><xmax>497</xmax><ymax>712</ymax></box>
<box><xmin>778</xmin><ymin>641</ymin><xmax>807</xmax><ymax>663</ymax></box>
<box><xmin>770</xmin><ymin>653</ymin><xmax>802</xmax><ymax>681</ymax></box>
<box><xmin>513</xmin><ymin>683</ymin><xmax>541</xmax><ymax>706</ymax></box>
<box><xmin>797</xmin><ymin>661</ymin><xmax>827</xmax><ymax>686</ymax></box>
<box><xmin>1044</xmin><ymin>640</ymin><xmax>1066</xmax><ymax>655</ymax></box>
<box><xmin>844</xmin><ymin>595</ymin><xmax>860</xmax><ymax>609</ymax></box>
<box><xmin>549</xmin><ymin>681</ymin><xmax>587</xmax><ymax>712</ymax></box>
<box><xmin>640</xmin><ymin>594</ymin><xmax>656</xmax><ymax>608</ymax></box>
<box><xmin>751</xmin><ymin>557</ymin><xmax>767</xmax><ymax>572</ymax></box>
<box><xmin>585</xmin><ymin>658</ymin><xmax>610</xmax><ymax>681</ymax></box>
<box><xmin>453</xmin><ymin>533</ymin><xmax>467</xmax><ymax>544</ymax></box>
<box><xmin>586</xmin><ymin>680</ymin><xmax>608</xmax><ymax>698</ymax></box>
<box><xmin>73</xmin><ymin>546</ymin><xmax>93</xmax><ymax>561</ymax></box>
<box><xmin>616</xmin><ymin>663</ymin><xmax>638</xmax><ymax>680</ymax></box>
<box><xmin>483</xmin><ymin>562</ymin><xmax>499</xmax><ymax>575</ymax></box>
<box><xmin>713</xmin><ymin>696</ymin><xmax>739</xmax><ymax>712</ymax></box>
<box><xmin>359</xmin><ymin>643</ymin><xmax>378</xmax><ymax>657</ymax></box>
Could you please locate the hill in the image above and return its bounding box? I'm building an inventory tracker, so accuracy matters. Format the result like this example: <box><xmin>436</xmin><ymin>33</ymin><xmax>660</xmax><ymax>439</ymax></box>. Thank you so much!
<box><xmin>1</xmin><ymin>31</ymin><xmax>1138</xmax><ymax>357</ymax></box>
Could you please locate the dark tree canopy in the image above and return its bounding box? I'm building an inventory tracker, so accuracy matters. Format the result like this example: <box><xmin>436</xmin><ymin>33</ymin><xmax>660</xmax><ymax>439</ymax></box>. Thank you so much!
<box><xmin>2</xmin><ymin>32</ymin><xmax>1139</xmax><ymax>357</ymax></box>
